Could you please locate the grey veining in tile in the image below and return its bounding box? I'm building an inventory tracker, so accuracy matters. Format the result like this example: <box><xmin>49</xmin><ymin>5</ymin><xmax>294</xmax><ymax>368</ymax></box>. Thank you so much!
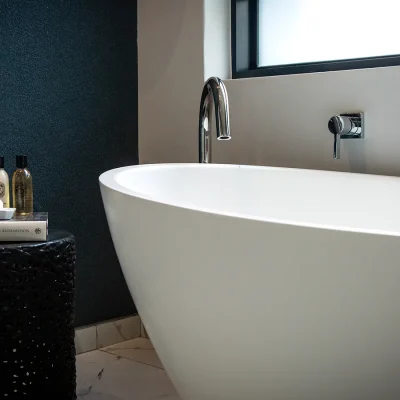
<box><xmin>103</xmin><ymin>338</ymin><xmax>154</xmax><ymax>351</ymax></box>
<box><xmin>96</xmin><ymin>316</ymin><xmax>141</xmax><ymax>348</ymax></box>
<box><xmin>76</xmin><ymin>350</ymin><xmax>179</xmax><ymax>399</ymax></box>
<box><xmin>101</xmin><ymin>338</ymin><xmax>163</xmax><ymax>369</ymax></box>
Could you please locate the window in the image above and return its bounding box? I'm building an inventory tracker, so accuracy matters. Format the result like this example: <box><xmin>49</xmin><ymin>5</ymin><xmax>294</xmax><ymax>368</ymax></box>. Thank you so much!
<box><xmin>232</xmin><ymin>0</ymin><xmax>400</xmax><ymax>78</ymax></box>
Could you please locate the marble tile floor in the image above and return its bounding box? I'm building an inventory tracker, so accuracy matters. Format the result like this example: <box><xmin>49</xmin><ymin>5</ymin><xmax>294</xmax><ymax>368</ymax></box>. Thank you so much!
<box><xmin>76</xmin><ymin>338</ymin><xmax>180</xmax><ymax>399</ymax></box>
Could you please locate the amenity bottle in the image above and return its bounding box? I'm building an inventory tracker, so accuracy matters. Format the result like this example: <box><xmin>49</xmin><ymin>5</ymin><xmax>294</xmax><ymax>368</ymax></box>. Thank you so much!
<box><xmin>12</xmin><ymin>155</ymin><xmax>33</xmax><ymax>215</ymax></box>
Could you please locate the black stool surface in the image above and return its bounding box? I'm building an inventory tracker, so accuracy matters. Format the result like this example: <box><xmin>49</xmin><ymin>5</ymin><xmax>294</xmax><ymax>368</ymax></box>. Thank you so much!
<box><xmin>0</xmin><ymin>228</ymin><xmax>76</xmax><ymax>399</ymax></box>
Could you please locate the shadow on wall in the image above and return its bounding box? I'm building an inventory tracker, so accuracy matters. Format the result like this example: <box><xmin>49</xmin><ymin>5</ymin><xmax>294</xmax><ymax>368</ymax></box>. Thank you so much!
<box><xmin>0</xmin><ymin>0</ymin><xmax>138</xmax><ymax>326</ymax></box>
<box><xmin>138</xmin><ymin>0</ymin><xmax>186</xmax><ymax>92</ymax></box>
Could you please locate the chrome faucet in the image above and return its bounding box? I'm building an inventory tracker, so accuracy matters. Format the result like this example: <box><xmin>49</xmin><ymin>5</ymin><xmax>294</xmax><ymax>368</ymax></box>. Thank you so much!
<box><xmin>198</xmin><ymin>77</ymin><xmax>231</xmax><ymax>163</ymax></box>
<box><xmin>328</xmin><ymin>113</ymin><xmax>364</xmax><ymax>159</ymax></box>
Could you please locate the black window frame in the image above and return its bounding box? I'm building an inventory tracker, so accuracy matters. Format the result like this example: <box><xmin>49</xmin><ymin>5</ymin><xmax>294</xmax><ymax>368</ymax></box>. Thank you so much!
<box><xmin>232</xmin><ymin>0</ymin><xmax>400</xmax><ymax>79</ymax></box>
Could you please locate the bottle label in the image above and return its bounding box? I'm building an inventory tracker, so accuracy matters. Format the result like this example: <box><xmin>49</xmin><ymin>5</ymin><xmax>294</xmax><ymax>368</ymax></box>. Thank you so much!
<box><xmin>0</xmin><ymin>182</ymin><xmax>4</xmax><ymax>198</ymax></box>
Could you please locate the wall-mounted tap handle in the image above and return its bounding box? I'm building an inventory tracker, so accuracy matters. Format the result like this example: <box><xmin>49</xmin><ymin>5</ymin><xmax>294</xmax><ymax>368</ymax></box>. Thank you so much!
<box><xmin>329</xmin><ymin>116</ymin><xmax>346</xmax><ymax>159</ymax></box>
<box><xmin>333</xmin><ymin>131</ymin><xmax>340</xmax><ymax>159</ymax></box>
<box><xmin>328</xmin><ymin>113</ymin><xmax>364</xmax><ymax>160</ymax></box>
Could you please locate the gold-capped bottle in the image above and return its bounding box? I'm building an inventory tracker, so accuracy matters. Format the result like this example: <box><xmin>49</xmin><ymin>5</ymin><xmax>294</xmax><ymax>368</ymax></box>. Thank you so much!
<box><xmin>12</xmin><ymin>155</ymin><xmax>33</xmax><ymax>215</ymax></box>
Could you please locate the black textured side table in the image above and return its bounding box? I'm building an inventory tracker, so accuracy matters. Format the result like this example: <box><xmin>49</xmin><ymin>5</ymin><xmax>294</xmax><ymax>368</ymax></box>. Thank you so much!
<box><xmin>0</xmin><ymin>230</ymin><xmax>76</xmax><ymax>399</ymax></box>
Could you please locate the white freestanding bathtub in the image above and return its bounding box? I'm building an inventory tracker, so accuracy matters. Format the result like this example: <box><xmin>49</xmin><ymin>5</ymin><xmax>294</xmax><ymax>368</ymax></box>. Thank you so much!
<box><xmin>100</xmin><ymin>163</ymin><xmax>400</xmax><ymax>400</ymax></box>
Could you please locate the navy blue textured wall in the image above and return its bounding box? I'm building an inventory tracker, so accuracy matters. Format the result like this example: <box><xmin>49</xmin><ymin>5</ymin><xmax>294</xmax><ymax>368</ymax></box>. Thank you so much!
<box><xmin>1</xmin><ymin>0</ymin><xmax>138</xmax><ymax>326</ymax></box>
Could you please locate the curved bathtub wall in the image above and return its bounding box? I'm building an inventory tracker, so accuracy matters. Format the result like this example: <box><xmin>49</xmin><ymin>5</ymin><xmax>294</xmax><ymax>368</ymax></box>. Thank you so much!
<box><xmin>101</xmin><ymin>164</ymin><xmax>400</xmax><ymax>400</ymax></box>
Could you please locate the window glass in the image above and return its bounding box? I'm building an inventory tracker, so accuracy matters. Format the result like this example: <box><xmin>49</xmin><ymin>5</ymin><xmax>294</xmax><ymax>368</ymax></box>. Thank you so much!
<box><xmin>259</xmin><ymin>0</ymin><xmax>400</xmax><ymax>67</ymax></box>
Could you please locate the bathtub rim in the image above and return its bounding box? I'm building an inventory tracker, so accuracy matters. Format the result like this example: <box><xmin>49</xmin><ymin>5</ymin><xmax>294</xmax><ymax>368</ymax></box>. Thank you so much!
<box><xmin>99</xmin><ymin>163</ymin><xmax>400</xmax><ymax>238</ymax></box>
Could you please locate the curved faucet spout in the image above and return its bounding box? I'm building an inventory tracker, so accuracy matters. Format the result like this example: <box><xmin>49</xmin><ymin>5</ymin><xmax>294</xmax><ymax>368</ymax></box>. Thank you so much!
<box><xmin>198</xmin><ymin>77</ymin><xmax>231</xmax><ymax>163</ymax></box>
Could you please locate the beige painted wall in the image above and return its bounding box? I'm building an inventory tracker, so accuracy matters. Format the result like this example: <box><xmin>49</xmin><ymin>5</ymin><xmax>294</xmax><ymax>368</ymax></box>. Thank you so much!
<box><xmin>138</xmin><ymin>0</ymin><xmax>203</xmax><ymax>163</ymax></box>
<box><xmin>138</xmin><ymin>0</ymin><xmax>400</xmax><ymax>177</ymax></box>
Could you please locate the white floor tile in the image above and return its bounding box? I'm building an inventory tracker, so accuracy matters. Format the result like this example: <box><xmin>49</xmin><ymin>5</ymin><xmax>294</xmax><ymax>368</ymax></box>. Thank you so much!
<box><xmin>75</xmin><ymin>325</ymin><xmax>97</xmax><ymax>355</ymax></box>
<box><xmin>96</xmin><ymin>316</ymin><xmax>141</xmax><ymax>348</ymax></box>
<box><xmin>102</xmin><ymin>338</ymin><xmax>163</xmax><ymax>369</ymax></box>
<box><xmin>103</xmin><ymin>338</ymin><xmax>154</xmax><ymax>351</ymax></box>
<box><xmin>141</xmin><ymin>321</ymin><xmax>149</xmax><ymax>338</ymax></box>
<box><xmin>76</xmin><ymin>350</ymin><xmax>179</xmax><ymax>400</ymax></box>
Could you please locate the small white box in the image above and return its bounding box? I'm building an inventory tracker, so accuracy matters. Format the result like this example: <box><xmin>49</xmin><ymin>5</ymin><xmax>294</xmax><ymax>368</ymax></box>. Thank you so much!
<box><xmin>0</xmin><ymin>208</ymin><xmax>16</xmax><ymax>220</ymax></box>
